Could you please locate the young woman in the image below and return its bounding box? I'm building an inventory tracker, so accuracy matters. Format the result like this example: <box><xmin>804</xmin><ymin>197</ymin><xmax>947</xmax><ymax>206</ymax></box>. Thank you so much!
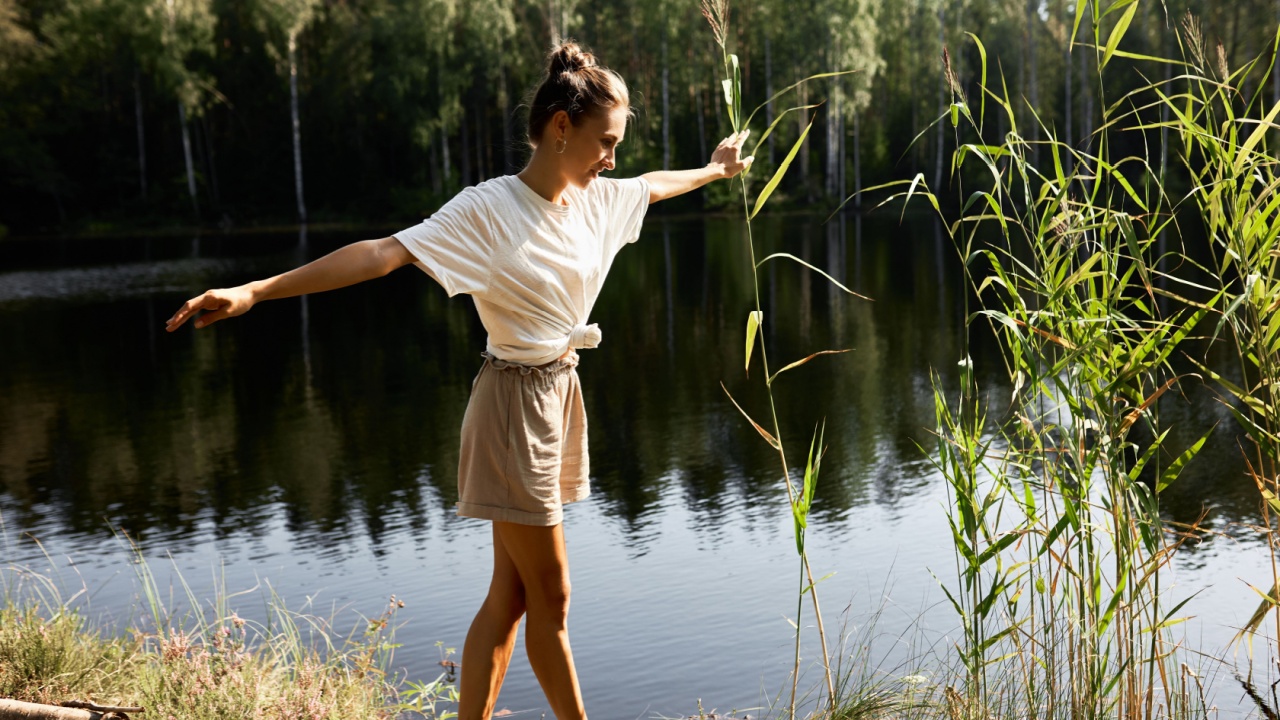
<box><xmin>166</xmin><ymin>42</ymin><xmax>751</xmax><ymax>720</ymax></box>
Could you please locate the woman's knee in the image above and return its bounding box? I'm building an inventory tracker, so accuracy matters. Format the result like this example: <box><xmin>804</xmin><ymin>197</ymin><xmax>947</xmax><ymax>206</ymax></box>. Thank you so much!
<box><xmin>526</xmin><ymin>574</ymin><xmax>571</xmax><ymax>621</ymax></box>
<box><xmin>484</xmin><ymin>581</ymin><xmax>526</xmax><ymax>625</ymax></box>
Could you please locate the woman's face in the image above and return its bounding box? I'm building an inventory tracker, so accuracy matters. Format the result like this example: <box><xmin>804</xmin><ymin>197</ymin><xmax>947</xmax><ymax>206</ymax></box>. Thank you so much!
<box><xmin>554</xmin><ymin>105</ymin><xmax>629</xmax><ymax>189</ymax></box>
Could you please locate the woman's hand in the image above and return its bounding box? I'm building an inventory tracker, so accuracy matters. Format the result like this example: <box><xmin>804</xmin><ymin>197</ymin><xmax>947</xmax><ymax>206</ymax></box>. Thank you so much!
<box><xmin>710</xmin><ymin>129</ymin><xmax>754</xmax><ymax>179</ymax></box>
<box><xmin>164</xmin><ymin>237</ymin><xmax>415</xmax><ymax>332</ymax></box>
<box><xmin>642</xmin><ymin>130</ymin><xmax>755</xmax><ymax>203</ymax></box>
<box><xmin>166</xmin><ymin>285</ymin><xmax>256</xmax><ymax>332</ymax></box>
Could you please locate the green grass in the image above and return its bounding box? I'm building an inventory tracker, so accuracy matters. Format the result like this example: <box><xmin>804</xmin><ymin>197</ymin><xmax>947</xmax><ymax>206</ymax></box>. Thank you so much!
<box><xmin>0</xmin><ymin>540</ymin><xmax>456</xmax><ymax>720</ymax></box>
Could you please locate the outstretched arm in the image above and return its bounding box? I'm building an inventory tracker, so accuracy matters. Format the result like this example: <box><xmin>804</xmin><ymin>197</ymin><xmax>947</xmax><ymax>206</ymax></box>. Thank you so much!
<box><xmin>642</xmin><ymin>130</ymin><xmax>753</xmax><ymax>203</ymax></box>
<box><xmin>165</xmin><ymin>236</ymin><xmax>415</xmax><ymax>331</ymax></box>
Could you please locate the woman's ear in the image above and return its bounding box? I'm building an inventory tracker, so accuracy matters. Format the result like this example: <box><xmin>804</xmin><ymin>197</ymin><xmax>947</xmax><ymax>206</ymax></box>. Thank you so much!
<box><xmin>552</xmin><ymin>110</ymin><xmax>571</xmax><ymax>140</ymax></box>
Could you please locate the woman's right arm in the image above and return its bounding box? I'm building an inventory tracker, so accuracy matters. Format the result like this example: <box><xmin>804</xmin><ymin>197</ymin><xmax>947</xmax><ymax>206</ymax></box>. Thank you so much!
<box><xmin>165</xmin><ymin>236</ymin><xmax>415</xmax><ymax>332</ymax></box>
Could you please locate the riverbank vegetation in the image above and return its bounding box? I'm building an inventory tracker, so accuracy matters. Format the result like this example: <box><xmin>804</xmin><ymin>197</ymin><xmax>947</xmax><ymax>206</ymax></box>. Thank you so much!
<box><xmin>701</xmin><ymin>0</ymin><xmax>1280</xmax><ymax>716</ymax></box>
<box><xmin>869</xmin><ymin>2</ymin><xmax>1280</xmax><ymax>718</ymax></box>
<box><xmin>2</xmin><ymin>0</ymin><xmax>1277</xmax><ymax>234</ymax></box>
<box><xmin>0</xmin><ymin>539</ymin><xmax>455</xmax><ymax>719</ymax></box>
<box><xmin>10</xmin><ymin>0</ymin><xmax>1280</xmax><ymax>717</ymax></box>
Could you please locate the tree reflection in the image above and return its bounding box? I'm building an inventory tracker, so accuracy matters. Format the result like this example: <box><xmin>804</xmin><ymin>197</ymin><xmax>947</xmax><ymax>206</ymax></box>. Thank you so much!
<box><xmin>0</xmin><ymin>218</ymin><xmax>1258</xmax><ymax>557</ymax></box>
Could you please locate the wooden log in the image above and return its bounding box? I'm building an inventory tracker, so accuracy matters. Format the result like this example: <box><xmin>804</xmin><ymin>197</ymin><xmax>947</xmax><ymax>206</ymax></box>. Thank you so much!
<box><xmin>0</xmin><ymin>699</ymin><xmax>101</xmax><ymax>720</ymax></box>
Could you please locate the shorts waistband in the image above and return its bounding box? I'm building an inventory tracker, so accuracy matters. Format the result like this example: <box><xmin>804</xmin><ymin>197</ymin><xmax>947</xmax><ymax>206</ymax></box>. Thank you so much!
<box><xmin>481</xmin><ymin>351</ymin><xmax>579</xmax><ymax>376</ymax></box>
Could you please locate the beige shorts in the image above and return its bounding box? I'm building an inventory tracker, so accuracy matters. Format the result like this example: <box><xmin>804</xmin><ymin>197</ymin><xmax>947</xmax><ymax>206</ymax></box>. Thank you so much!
<box><xmin>456</xmin><ymin>351</ymin><xmax>589</xmax><ymax>526</ymax></box>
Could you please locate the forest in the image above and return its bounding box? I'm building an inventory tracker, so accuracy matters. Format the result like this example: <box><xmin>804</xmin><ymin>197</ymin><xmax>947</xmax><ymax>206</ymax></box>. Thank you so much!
<box><xmin>0</xmin><ymin>0</ymin><xmax>1278</xmax><ymax>235</ymax></box>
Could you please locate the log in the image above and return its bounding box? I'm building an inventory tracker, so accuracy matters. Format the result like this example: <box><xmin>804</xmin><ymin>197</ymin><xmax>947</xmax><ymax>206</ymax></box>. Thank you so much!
<box><xmin>0</xmin><ymin>699</ymin><xmax>102</xmax><ymax>720</ymax></box>
<box><xmin>0</xmin><ymin>699</ymin><xmax>141</xmax><ymax>720</ymax></box>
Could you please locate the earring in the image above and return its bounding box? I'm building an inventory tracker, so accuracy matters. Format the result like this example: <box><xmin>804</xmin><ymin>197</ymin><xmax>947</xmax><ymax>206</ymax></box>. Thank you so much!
<box><xmin>555</xmin><ymin>136</ymin><xmax>567</xmax><ymax>154</ymax></box>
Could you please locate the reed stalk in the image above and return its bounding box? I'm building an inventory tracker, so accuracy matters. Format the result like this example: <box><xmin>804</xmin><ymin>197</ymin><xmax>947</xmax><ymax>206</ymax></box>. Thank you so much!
<box><xmin>700</xmin><ymin>2</ymin><xmax>867</xmax><ymax>717</ymax></box>
<box><xmin>1152</xmin><ymin>12</ymin><xmax>1280</xmax><ymax>712</ymax></box>
<box><xmin>859</xmin><ymin>1</ymin><xmax>1226</xmax><ymax>716</ymax></box>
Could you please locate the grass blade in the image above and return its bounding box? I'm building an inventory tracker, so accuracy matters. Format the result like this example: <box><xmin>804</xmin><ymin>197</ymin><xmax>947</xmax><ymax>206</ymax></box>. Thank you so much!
<box><xmin>1101</xmin><ymin>0</ymin><xmax>1139</xmax><ymax>69</ymax></box>
<box><xmin>745</xmin><ymin>310</ymin><xmax>762</xmax><ymax>375</ymax></box>
<box><xmin>741</xmin><ymin>70</ymin><xmax>856</xmax><ymax>130</ymax></box>
<box><xmin>756</xmin><ymin>252</ymin><xmax>872</xmax><ymax>300</ymax></box>
<box><xmin>751</xmin><ymin>114</ymin><xmax>815</xmax><ymax>219</ymax></box>
<box><xmin>749</xmin><ymin>103</ymin><xmax>821</xmax><ymax>160</ymax></box>
<box><xmin>720</xmin><ymin>381</ymin><xmax>780</xmax><ymax>449</ymax></box>
<box><xmin>769</xmin><ymin>349</ymin><xmax>851</xmax><ymax>384</ymax></box>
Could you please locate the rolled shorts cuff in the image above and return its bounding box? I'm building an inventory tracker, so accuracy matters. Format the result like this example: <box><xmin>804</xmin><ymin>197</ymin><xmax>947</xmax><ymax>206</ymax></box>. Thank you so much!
<box><xmin>456</xmin><ymin>497</ymin><xmax>587</xmax><ymax>526</ymax></box>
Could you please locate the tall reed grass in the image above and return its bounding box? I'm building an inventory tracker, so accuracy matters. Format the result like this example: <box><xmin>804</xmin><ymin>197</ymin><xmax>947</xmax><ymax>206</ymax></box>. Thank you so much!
<box><xmin>846</xmin><ymin>0</ymin><xmax>1280</xmax><ymax>716</ymax></box>
<box><xmin>1162</xmin><ymin>11</ymin><xmax>1280</xmax><ymax>716</ymax></box>
<box><xmin>701</xmin><ymin>2</ymin><xmax>867</xmax><ymax>718</ymax></box>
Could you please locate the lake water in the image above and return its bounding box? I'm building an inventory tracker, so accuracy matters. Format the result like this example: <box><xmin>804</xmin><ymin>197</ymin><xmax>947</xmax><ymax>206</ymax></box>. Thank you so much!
<box><xmin>0</xmin><ymin>214</ymin><xmax>1271</xmax><ymax>718</ymax></box>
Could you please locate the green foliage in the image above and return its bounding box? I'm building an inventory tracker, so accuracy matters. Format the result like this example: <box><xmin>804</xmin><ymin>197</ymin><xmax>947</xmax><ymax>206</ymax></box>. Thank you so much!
<box><xmin>704</xmin><ymin>4</ymin><xmax>875</xmax><ymax>718</ymax></box>
<box><xmin>8</xmin><ymin>0</ymin><xmax>1279</xmax><ymax>230</ymax></box>
<box><xmin>876</xmin><ymin>0</ymin><xmax>1280</xmax><ymax>716</ymax></box>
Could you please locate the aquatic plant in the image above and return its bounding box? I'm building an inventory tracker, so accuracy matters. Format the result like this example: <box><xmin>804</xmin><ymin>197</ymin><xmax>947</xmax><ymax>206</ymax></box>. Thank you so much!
<box><xmin>701</xmin><ymin>2</ymin><xmax>866</xmax><ymax>718</ymax></box>
<box><xmin>861</xmin><ymin>1</ymin><xmax>1245</xmax><ymax>717</ymax></box>
<box><xmin>1151</xmin><ymin>11</ymin><xmax>1280</xmax><ymax>714</ymax></box>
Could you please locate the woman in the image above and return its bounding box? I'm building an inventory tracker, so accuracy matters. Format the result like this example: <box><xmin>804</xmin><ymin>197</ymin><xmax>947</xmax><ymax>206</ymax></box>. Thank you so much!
<box><xmin>166</xmin><ymin>42</ymin><xmax>751</xmax><ymax>720</ymax></box>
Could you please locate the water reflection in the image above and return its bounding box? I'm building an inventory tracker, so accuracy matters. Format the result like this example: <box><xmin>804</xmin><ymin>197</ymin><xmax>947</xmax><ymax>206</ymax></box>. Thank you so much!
<box><xmin>0</xmin><ymin>216</ymin><xmax>1262</xmax><ymax>556</ymax></box>
<box><xmin>2</xmin><ymin>215</ymin><xmax>1274</xmax><ymax>717</ymax></box>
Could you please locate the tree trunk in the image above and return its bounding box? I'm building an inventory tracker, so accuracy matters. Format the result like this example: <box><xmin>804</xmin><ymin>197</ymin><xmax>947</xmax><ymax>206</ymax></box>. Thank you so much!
<box><xmin>1161</xmin><ymin>10</ymin><xmax>1170</xmax><ymax>176</ymax></box>
<box><xmin>839</xmin><ymin>102</ymin><xmax>846</xmax><ymax>202</ymax></box>
<box><xmin>134</xmin><ymin>68</ymin><xmax>147</xmax><ymax>200</ymax></box>
<box><xmin>713</xmin><ymin>59</ymin><xmax>722</xmax><ymax>129</ymax></box>
<box><xmin>827</xmin><ymin>31</ymin><xmax>839</xmax><ymax>198</ymax></box>
<box><xmin>289</xmin><ymin>30</ymin><xmax>306</xmax><ymax>223</ymax></box>
<box><xmin>200</xmin><ymin>113</ymin><xmax>220</xmax><ymax>214</ymax></box>
<box><xmin>1082</xmin><ymin>21</ymin><xmax>1092</xmax><ymax>151</ymax></box>
<box><xmin>482</xmin><ymin>101</ymin><xmax>492</xmax><ymax>179</ymax></box>
<box><xmin>935</xmin><ymin>1</ymin><xmax>946</xmax><ymax>192</ymax></box>
<box><xmin>440</xmin><ymin>122</ymin><xmax>451</xmax><ymax>191</ymax></box>
<box><xmin>460</xmin><ymin>103</ymin><xmax>472</xmax><ymax>187</ymax></box>
<box><xmin>501</xmin><ymin>62</ymin><xmax>514</xmax><ymax>173</ymax></box>
<box><xmin>439</xmin><ymin>49</ymin><xmax>451</xmax><ymax>191</ymax></box>
<box><xmin>429</xmin><ymin>138</ymin><xmax>442</xmax><ymax>194</ymax></box>
<box><xmin>1274</xmin><ymin>0</ymin><xmax>1280</xmax><ymax>106</ymax></box>
<box><xmin>0</xmin><ymin>698</ymin><xmax>136</xmax><ymax>719</ymax></box>
<box><xmin>765</xmin><ymin>31</ymin><xmax>775</xmax><ymax>165</ymax></box>
<box><xmin>1064</xmin><ymin>0</ymin><xmax>1073</xmax><ymax>161</ymax></box>
<box><xmin>696</xmin><ymin>74</ymin><xmax>707</xmax><ymax>164</ymax></box>
<box><xmin>1027</xmin><ymin>0</ymin><xmax>1038</xmax><ymax>163</ymax></box>
<box><xmin>853</xmin><ymin>108</ymin><xmax>861</xmax><ymax>209</ymax></box>
<box><xmin>799</xmin><ymin>74</ymin><xmax>811</xmax><ymax>199</ymax></box>
<box><xmin>662</xmin><ymin>26</ymin><xmax>670</xmax><ymax>170</ymax></box>
<box><xmin>178</xmin><ymin>101</ymin><xmax>199</xmax><ymax>219</ymax></box>
<box><xmin>474</xmin><ymin>100</ymin><xmax>484</xmax><ymax>182</ymax></box>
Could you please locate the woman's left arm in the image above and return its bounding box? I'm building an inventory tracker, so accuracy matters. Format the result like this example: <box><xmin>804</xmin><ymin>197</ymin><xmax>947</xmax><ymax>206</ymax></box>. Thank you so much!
<box><xmin>642</xmin><ymin>130</ymin><xmax>753</xmax><ymax>203</ymax></box>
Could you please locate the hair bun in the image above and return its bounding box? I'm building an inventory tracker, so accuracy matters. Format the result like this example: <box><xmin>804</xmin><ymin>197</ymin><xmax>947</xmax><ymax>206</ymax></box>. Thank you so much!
<box><xmin>548</xmin><ymin>42</ymin><xmax>596</xmax><ymax>76</ymax></box>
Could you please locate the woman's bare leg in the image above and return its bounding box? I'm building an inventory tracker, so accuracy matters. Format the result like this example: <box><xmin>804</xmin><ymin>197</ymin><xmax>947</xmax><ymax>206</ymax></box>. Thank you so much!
<box><xmin>493</xmin><ymin>521</ymin><xmax>586</xmax><ymax>720</ymax></box>
<box><xmin>459</xmin><ymin>524</ymin><xmax>527</xmax><ymax>720</ymax></box>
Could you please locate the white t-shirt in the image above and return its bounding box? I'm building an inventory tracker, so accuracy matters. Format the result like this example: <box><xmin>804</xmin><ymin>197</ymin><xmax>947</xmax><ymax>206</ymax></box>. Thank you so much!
<box><xmin>395</xmin><ymin>173</ymin><xmax>651</xmax><ymax>366</ymax></box>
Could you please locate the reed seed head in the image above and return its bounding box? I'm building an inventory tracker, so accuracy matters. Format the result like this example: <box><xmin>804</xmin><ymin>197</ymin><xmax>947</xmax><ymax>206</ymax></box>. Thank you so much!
<box><xmin>700</xmin><ymin>0</ymin><xmax>730</xmax><ymax>49</ymax></box>
<box><xmin>1181</xmin><ymin>12</ymin><xmax>1205</xmax><ymax>71</ymax></box>
<box><xmin>941</xmin><ymin>46</ymin><xmax>963</xmax><ymax>100</ymax></box>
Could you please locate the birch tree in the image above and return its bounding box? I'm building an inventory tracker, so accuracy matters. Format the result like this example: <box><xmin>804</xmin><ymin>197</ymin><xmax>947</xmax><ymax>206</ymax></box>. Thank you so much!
<box><xmin>827</xmin><ymin>0</ymin><xmax>883</xmax><ymax>202</ymax></box>
<box><xmin>256</xmin><ymin>0</ymin><xmax>321</xmax><ymax>222</ymax></box>
<box><xmin>156</xmin><ymin>0</ymin><xmax>214</xmax><ymax>218</ymax></box>
<box><xmin>462</xmin><ymin>0</ymin><xmax>515</xmax><ymax>180</ymax></box>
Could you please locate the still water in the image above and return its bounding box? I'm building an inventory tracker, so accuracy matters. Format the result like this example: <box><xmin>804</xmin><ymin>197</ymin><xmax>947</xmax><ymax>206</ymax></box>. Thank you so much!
<box><xmin>0</xmin><ymin>214</ymin><xmax>1271</xmax><ymax>718</ymax></box>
